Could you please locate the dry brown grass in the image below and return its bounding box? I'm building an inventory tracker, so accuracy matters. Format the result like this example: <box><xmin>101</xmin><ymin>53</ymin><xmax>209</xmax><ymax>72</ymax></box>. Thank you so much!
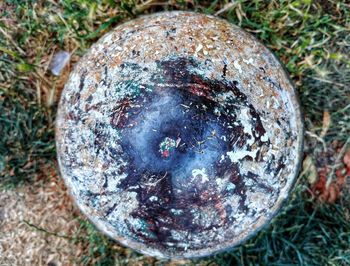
<box><xmin>0</xmin><ymin>170</ymin><xmax>84</xmax><ymax>265</ymax></box>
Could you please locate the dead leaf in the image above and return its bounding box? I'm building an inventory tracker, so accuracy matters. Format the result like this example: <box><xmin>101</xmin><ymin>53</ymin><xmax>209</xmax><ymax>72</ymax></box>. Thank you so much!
<box><xmin>327</xmin><ymin>184</ymin><xmax>337</xmax><ymax>204</ymax></box>
<box><xmin>320</xmin><ymin>110</ymin><xmax>331</xmax><ymax>138</ymax></box>
<box><xmin>343</xmin><ymin>148</ymin><xmax>350</xmax><ymax>169</ymax></box>
<box><xmin>301</xmin><ymin>155</ymin><xmax>318</xmax><ymax>185</ymax></box>
<box><xmin>335</xmin><ymin>168</ymin><xmax>346</xmax><ymax>186</ymax></box>
<box><xmin>311</xmin><ymin>165</ymin><xmax>347</xmax><ymax>203</ymax></box>
<box><xmin>312</xmin><ymin>167</ymin><xmax>327</xmax><ymax>194</ymax></box>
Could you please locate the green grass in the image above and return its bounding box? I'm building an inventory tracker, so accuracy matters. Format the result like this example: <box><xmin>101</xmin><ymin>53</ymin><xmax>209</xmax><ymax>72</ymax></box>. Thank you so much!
<box><xmin>1</xmin><ymin>0</ymin><xmax>349</xmax><ymax>265</ymax></box>
<box><xmin>0</xmin><ymin>86</ymin><xmax>56</xmax><ymax>187</ymax></box>
<box><xmin>76</xmin><ymin>219</ymin><xmax>121</xmax><ymax>266</ymax></box>
<box><xmin>208</xmin><ymin>187</ymin><xmax>350</xmax><ymax>265</ymax></box>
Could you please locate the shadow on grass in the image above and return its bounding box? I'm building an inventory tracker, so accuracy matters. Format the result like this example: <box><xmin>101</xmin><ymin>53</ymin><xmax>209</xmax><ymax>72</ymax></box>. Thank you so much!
<box><xmin>0</xmin><ymin>86</ymin><xmax>56</xmax><ymax>187</ymax></box>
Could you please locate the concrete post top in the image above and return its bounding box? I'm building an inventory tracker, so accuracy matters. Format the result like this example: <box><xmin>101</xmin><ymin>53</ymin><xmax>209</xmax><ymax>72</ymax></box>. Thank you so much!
<box><xmin>56</xmin><ymin>11</ymin><xmax>303</xmax><ymax>259</ymax></box>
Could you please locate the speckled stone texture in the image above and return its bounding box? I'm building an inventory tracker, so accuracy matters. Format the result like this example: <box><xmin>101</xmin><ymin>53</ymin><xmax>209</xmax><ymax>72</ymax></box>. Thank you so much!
<box><xmin>56</xmin><ymin>11</ymin><xmax>303</xmax><ymax>259</ymax></box>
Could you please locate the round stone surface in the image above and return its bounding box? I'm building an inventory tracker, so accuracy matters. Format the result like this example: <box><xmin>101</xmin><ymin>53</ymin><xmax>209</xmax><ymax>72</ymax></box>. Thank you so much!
<box><xmin>56</xmin><ymin>11</ymin><xmax>303</xmax><ymax>258</ymax></box>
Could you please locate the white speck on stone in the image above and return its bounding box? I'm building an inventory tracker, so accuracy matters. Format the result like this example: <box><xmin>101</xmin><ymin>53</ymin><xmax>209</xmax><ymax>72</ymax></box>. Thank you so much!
<box><xmin>238</xmin><ymin>107</ymin><xmax>254</xmax><ymax>146</ymax></box>
<box><xmin>233</xmin><ymin>60</ymin><xmax>242</xmax><ymax>74</ymax></box>
<box><xmin>192</xmin><ymin>168</ymin><xmax>209</xmax><ymax>183</ymax></box>
<box><xmin>149</xmin><ymin>196</ymin><xmax>158</xmax><ymax>202</ymax></box>
<box><xmin>272</xmin><ymin>96</ymin><xmax>280</xmax><ymax>109</ymax></box>
<box><xmin>226</xmin><ymin>182</ymin><xmax>236</xmax><ymax>191</ymax></box>
<box><xmin>266</xmin><ymin>100</ymin><xmax>270</xmax><ymax>108</ymax></box>
<box><xmin>243</xmin><ymin>58</ymin><xmax>254</xmax><ymax>65</ymax></box>
<box><xmin>195</xmin><ymin>43</ymin><xmax>203</xmax><ymax>57</ymax></box>
<box><xmin>219</xmin><ymin>155</ymin><xmax>225</xmax><ymax>163</ymax></box>
<box><xmin>214</xmin><ymin>107</ymin><xmax>221</xmax><ymax>116</ymax></box>
<box><xmin>227</xmin><ymin>149</ymin><xmax>258</xmax><ymax>163</ymax></box>
<box><xmin>261</xmin><ymin>133</ymin><xmax>269</xmax><ymax>142</ymax></box>
<box><xmin>171</xmin><ymin>209</ymin><xmax>183</xmax><ymax>215</ymax></box>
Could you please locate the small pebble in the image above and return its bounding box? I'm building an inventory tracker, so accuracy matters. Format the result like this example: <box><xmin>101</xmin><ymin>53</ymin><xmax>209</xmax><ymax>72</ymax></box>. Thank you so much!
<box><xmin>50</xmin><ymin>51</ymin><xmax>70</xmax><ymax>76</ymax></box>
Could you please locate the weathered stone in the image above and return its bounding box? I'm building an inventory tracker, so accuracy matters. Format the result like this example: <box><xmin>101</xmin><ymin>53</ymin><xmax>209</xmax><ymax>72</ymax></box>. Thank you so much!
<box><xmin>56</xmin><ymin>11</ymin><xmax>303</xmax><ymax>258</ymax></box>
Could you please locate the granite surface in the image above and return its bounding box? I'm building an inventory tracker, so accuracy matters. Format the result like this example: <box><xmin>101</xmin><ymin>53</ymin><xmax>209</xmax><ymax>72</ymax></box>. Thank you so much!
<box><xmin>56</xmin><ymin>11</ymin><xmax>303</xmax><ymax>258</ymax></box>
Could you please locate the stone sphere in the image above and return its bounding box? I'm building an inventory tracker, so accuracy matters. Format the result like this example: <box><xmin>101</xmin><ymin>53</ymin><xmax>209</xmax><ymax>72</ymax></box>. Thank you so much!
<box><xmin>56</xmin><ymin>11</ymin><xmax>303</xmax><ymax>258</ymax></box>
